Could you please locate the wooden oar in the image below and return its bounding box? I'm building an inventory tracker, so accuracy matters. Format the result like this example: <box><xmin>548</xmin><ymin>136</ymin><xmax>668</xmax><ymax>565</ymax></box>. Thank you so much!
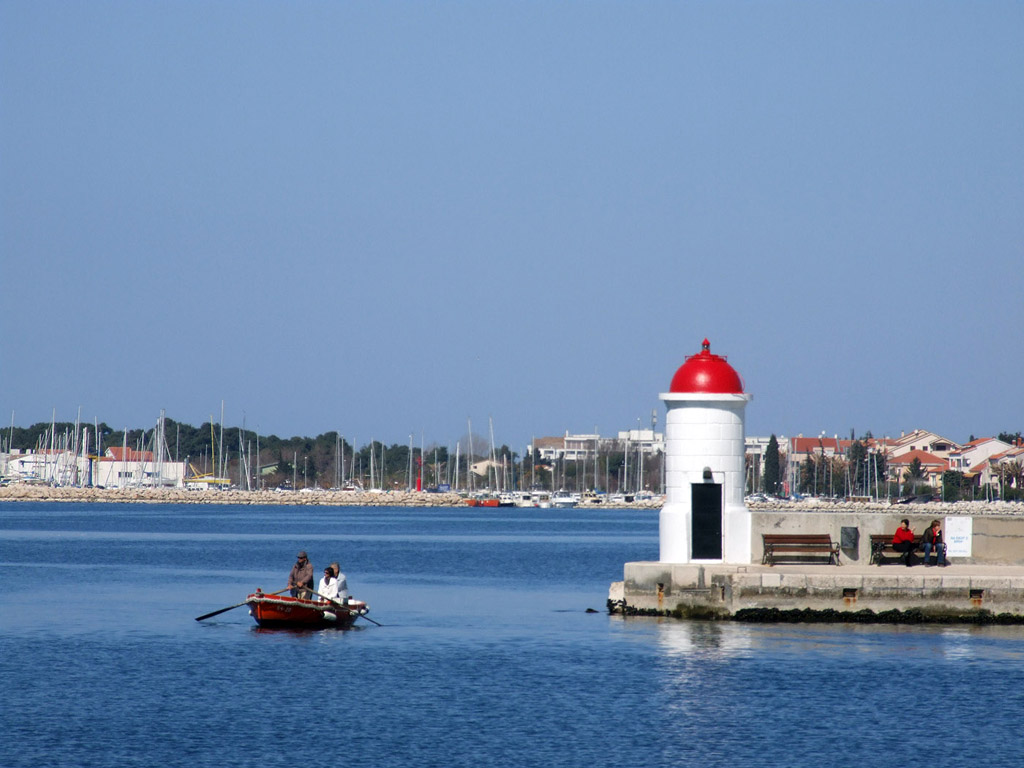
<box><xmin>194</xmin><ymin>587</ymin><xmax>289</xmax><ymax>621</ymax></box>
<box><xmin>305</xmin><ymin>589</ymin><xmax>382</xmax><ymax>627</ymax></box>
<box><xmin>353</xmin><ymin>611</ymin><xmax>383</xmax><ymax>627</ymax></box>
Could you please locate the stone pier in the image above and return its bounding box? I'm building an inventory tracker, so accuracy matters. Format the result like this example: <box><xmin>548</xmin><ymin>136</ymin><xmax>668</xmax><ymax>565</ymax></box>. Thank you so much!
<box><xmin>612</xmin><ymin>506</ymin><xmax>1024</xmax><ymax>621</ymax></box>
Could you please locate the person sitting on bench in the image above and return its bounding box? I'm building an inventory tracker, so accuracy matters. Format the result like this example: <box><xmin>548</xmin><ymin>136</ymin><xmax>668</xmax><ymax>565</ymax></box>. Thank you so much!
<box><xmin>921</xmin><ymin>519</ymin><xmax>948</xmax><ymax>567</ymax></box>
<box><xmin>892</xmin><ymin>519</ymin><xmax>917</xmax><ymax>567</ymax></box>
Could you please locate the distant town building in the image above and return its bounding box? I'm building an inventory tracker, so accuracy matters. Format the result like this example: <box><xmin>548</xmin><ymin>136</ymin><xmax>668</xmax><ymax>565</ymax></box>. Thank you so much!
<box><xmin>529</xmin><ymin>430</ymin><xmax>664</xmax><ymax>462</ymax></box>
<box><xmin>948</xmin><ymin>438</ymin><xmax>1013</xmax><ymax>473</ymax></box>
<box><xmin>615</xmin><ymin>429</ymin><xmax>663</xmax><ymax>456</ymax></box>
<box><xmin>0</xmin><ymin>446</ymin><xmax>186</xmax><ymax>489</ymax></box>
<box><xmin>743</xmin><ymin>428</ymin><xmax>1024</xmax><ymax>499</ymax></box>
<box><xmin>886</xmin><ymin>449</ymin><xmax>949</xmax><ymax>489</ymax></box>
<box><xmin>973</xmin><ymin>442</ymin><xmax>1024</xmax><ymax>497</ymax></box>
<box><xmin>890</xmin><ymin>429</ymin><xmax>959</xmax><ymax>460</ymax></box>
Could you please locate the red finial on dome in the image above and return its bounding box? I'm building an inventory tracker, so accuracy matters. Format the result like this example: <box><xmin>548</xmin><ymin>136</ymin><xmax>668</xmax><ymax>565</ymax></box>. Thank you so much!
<box><xmin>669</xmin><ymin>339</ymin><xmax>744</xmax><ymax>394</ymax></box>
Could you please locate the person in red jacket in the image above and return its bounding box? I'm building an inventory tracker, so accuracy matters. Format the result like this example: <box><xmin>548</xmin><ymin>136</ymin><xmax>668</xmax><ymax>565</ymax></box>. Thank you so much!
<box><xmin>892</xmin><ymin>519</ymin><xmax>918</xmax><ymax>567</ymax></box>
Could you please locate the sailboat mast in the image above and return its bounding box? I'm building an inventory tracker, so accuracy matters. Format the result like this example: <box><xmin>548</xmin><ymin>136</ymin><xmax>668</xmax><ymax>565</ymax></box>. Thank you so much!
<box><xmin>467</xmin><ymin>418</ymin><xmax>474</xmax><ymax>493</ymax></box>
<box><xmin>375</xmin><ymin>443</ymin><xmax>379</xmax><ymax>489</ymax></box>
<box><xmin>219</xmin><ymin>401</ymin><xmax>225</xmax><ymax>482</ymax></box>
<box><xmin>488</xmin><ymin>417</ymin><xmax>497</xmax><ymax>492</ymax></box>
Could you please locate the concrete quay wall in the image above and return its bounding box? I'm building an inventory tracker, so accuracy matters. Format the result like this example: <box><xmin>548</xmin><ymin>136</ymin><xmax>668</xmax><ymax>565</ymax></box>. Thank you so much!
<box><xmin>615</xmin><ymin>562</ymin><xmax>1024</xmax><ymax>618</ymax></box>
<box><xmin>749</xmin><ymin>507</ymin><xmax>1024</xmax><ymax>565</ymax></box>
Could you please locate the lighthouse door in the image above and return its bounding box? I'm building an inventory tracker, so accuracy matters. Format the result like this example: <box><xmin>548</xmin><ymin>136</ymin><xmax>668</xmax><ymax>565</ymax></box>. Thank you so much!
<box><xmin>691</xmin><ymin>483</ymin><xmax>722</xmax><ymax>559</ymax></box>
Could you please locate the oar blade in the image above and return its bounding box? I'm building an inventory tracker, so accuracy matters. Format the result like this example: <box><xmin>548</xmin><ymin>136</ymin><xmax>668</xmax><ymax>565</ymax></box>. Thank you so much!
<box><xmin>195</xmin><ymin>600</ymin><xmax>248</xmax><ymax>622</ymax></box>
<box><xmin>354</xmin><ymin>611</ymin><xmax>382</xmax><ymax>626</ymax></box>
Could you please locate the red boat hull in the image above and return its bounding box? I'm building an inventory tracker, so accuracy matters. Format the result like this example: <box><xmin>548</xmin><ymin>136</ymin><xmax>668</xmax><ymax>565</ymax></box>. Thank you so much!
<box><xmin>246</xmin><ymin>592</ymin><xmax>368</xmax><ymax>630</ymax></box>
<box><xmin>465</xmin><ymin>498</ymin><xmax>499</xmax><ymax>507</ymax></box>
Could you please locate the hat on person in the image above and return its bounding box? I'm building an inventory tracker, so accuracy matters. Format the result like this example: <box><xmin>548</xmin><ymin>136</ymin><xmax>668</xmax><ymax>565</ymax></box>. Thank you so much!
<box><xmin>297</xmin><ymin>551</ymin><xmax>308</xmax><ymax>559</ymax></box>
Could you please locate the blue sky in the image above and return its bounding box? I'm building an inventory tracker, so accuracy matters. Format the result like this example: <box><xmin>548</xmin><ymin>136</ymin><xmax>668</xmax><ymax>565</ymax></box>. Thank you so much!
<box><xmin>3</xmin><ymin>1</ymin><xmax>1022</xmax><ymax>452</ymax></box>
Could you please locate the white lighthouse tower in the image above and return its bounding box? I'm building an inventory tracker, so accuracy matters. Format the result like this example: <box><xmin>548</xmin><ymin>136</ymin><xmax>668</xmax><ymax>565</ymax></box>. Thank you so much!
<box><xmin>659</xmin><ymin>339</ymin><xmax>752</xmax><ymax>564</ymax></box>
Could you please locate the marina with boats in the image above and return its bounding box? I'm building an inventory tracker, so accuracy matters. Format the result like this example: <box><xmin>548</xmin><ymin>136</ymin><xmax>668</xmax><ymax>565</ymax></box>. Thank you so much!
<box><xmin>0</xmin><ymin>481</ymin><xmax>665</xmax><ymax>509</ymax></box>
<box><xmin>1</xmin><ymin>410</ymin><xmax>669</xmax><ymax>508</ymax></box>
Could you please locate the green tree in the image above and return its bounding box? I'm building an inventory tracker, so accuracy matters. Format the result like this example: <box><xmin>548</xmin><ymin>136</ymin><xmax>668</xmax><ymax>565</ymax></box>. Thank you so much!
<box><xmin>942</xmin><ymin>470</ymin><xmax>965</xmax><ymax>502</ymax></box>
<box><xmin>847</xmin><ymin>440</ymin><xmax>867</xmax><ymax>495</ymax></box>
<box><xmin>763</xmin><ymin>434</ymin><xmax>780</xmax><ymax>496</ymax></box>
<box><xmin>904</xmin><ymin>457</ymin><xmax>926</xmax><ymax>496</ymax></box>
<box><xmin>798</xmin><ymin>455</ymin><xmax>816</xmax><ymax>494</ymax></box>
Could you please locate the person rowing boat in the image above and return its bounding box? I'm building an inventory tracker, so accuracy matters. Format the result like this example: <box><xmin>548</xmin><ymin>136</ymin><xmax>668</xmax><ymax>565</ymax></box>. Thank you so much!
<box><xmin>287</xmin><ymin>551</ymin><xmax>314</xmax><ymax>598</ymax></box>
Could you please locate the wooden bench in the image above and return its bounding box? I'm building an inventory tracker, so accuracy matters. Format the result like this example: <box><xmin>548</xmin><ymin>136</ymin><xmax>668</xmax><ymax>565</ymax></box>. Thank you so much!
<box><xmin>869</xmin><ymin>534</ymin><xmax>947</xmax><ymax>566</ymax></box>
<box><xmin>761</xmin><ymin>534</ymin><xmax>840</xmax><ymax>566</ymax></box>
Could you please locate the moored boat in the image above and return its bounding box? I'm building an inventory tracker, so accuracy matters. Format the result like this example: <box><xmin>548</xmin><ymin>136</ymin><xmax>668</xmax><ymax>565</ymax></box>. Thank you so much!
<box><xmin>551</xmin><ymin>490</ymin><xmax>579</xmax><ymax>508</ymax></box>
<box><xmin>465</xmin><ymin>494</ymin><xmax>500</xmax><ymax>507</ymax></box>
<box><xmin>512</xmin><ymin>489</ymin><xmax>552</xmax><ymax>507</ymax></box>
<box><xmin>246</xmin><ymin>590</ymin><xmax>370</xmax><ymax>630</ymax></box>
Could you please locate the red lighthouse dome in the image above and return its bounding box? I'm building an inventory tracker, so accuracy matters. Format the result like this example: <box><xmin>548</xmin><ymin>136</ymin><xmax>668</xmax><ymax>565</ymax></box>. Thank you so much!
<box><xmin>669</xmin><ymin>339</ymin><xmax>744</xmax><ymax>394</ymax></box>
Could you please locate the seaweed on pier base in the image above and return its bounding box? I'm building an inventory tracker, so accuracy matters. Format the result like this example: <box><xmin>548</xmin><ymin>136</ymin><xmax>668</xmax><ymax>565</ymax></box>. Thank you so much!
<box><xmin>731</xmin><ymin>607</ymin><xmax>1024</xmax><ymax>625</ymax></box>
<box><xmin>609</xmin><ymin>600</ymin><xmax>1024</xmax><ymax>624</ymax></box>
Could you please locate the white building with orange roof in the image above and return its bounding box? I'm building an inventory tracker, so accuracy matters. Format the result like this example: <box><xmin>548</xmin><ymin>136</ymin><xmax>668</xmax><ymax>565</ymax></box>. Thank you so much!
<box><xmin>890</xmin><ymin>429</ymin><xmax>960</xmax><ymax>460</ymax></box>
<box><xmin>886</xmin><ymin>449</ymin><xmax>948</xmax><ymax>490</ymax></box>
<box><xmin>1</xmin><ymin>445</ymin><xmax>186</xmax><ymax>489</ymax></box>
<box><xmin>783</xmin><ymin>434</ymin><xmax>853</xmax><ymax>470</ymax></box>
<box><xmin>948</xmin><ymin>437</ymin><xmax>1013</xmax><ymax>474</ymax></box>
<box><xmin>777</xmin><ymin>434</ymin><xmax>853</xmax><ymax>496</ymax></box>
<box><xmin>985</xmin><ymin>444</ymin><xmax>1024</xmax><ymax>497</ymax></box>
<box><xmin>91</xmin><ymin>446</ymin><xmax>185</xmax><ymax>489</ymax></box>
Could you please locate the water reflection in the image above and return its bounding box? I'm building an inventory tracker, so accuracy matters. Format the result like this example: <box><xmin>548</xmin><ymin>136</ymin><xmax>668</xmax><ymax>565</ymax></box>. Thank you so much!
<box><xmin>655</xmin><ymin>620</ymin><xmax>1024</xmax><ymax>665</ymax></box>
<box><xmin>656</xmin><ymin>620</ymin><xmax>753</xmax><ymax>660</ymax></box>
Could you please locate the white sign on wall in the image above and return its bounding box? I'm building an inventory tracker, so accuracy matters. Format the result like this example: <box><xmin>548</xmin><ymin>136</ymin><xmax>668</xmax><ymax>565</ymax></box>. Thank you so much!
<box><xmin>944</xmin><ymin>516</ymin><xmax>972</xmax><ymax>558</ymax></box>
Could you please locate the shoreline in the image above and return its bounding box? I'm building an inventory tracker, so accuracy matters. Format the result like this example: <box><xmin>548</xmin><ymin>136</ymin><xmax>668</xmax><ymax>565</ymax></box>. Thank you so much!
<box><xmin>0</xmin><ymin>484</ymin><xmax>1021</xmax><ymax>515</ymax></box>
<box><xmin>0</xmin><ymin>484</ymin><xmax>665</xmax><ymax>508</ymax></box>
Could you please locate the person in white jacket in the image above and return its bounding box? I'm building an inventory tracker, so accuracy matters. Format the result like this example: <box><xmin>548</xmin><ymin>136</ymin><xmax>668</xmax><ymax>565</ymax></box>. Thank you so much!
<box><xmin>318</xmin><ymin>566</ymin><xmax>339</xmax><ymax>602</ymax></box>
<box><xmin>330</xmin><ymin>562</ymin><xmax>349</xmax><ymax>601</ymax></box>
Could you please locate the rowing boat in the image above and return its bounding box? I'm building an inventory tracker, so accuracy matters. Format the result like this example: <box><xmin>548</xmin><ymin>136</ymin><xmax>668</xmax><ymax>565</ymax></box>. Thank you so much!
<box><xmin>246</xmin><ymin>590</ymin><xmax>370</xmax><ymax>629</ymax></box>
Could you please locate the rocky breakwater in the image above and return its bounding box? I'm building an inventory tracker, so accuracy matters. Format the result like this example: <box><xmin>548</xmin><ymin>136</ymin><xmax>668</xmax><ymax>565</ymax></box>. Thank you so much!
<box><xmin>0</xmin><ymin>484</ymin><xmax>665</xmax><ymax>509</ymax></box>
<box><xmin>745</xmin><ymin>496</ymin><xmax>1024</xmax><ymax>517</ymax></box>
<box><xmin>0</xmin><ymin>484</ymin><xmax>466</xmax><ymax>507</ymax></box>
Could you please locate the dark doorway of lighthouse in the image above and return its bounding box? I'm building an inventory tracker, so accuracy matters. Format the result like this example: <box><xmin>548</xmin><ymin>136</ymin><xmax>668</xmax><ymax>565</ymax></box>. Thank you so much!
<box><xmin>691</xmin><ymin>483</ymin><xmax>722</xmax><ymax>559</ymax></box>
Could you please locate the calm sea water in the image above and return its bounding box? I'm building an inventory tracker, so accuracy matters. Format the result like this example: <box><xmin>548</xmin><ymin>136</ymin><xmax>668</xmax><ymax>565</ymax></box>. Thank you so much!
<box><xmin>2</xmin><ymin>502</ymin><xmax>1024</xmax><ymax>767</ymax></box>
